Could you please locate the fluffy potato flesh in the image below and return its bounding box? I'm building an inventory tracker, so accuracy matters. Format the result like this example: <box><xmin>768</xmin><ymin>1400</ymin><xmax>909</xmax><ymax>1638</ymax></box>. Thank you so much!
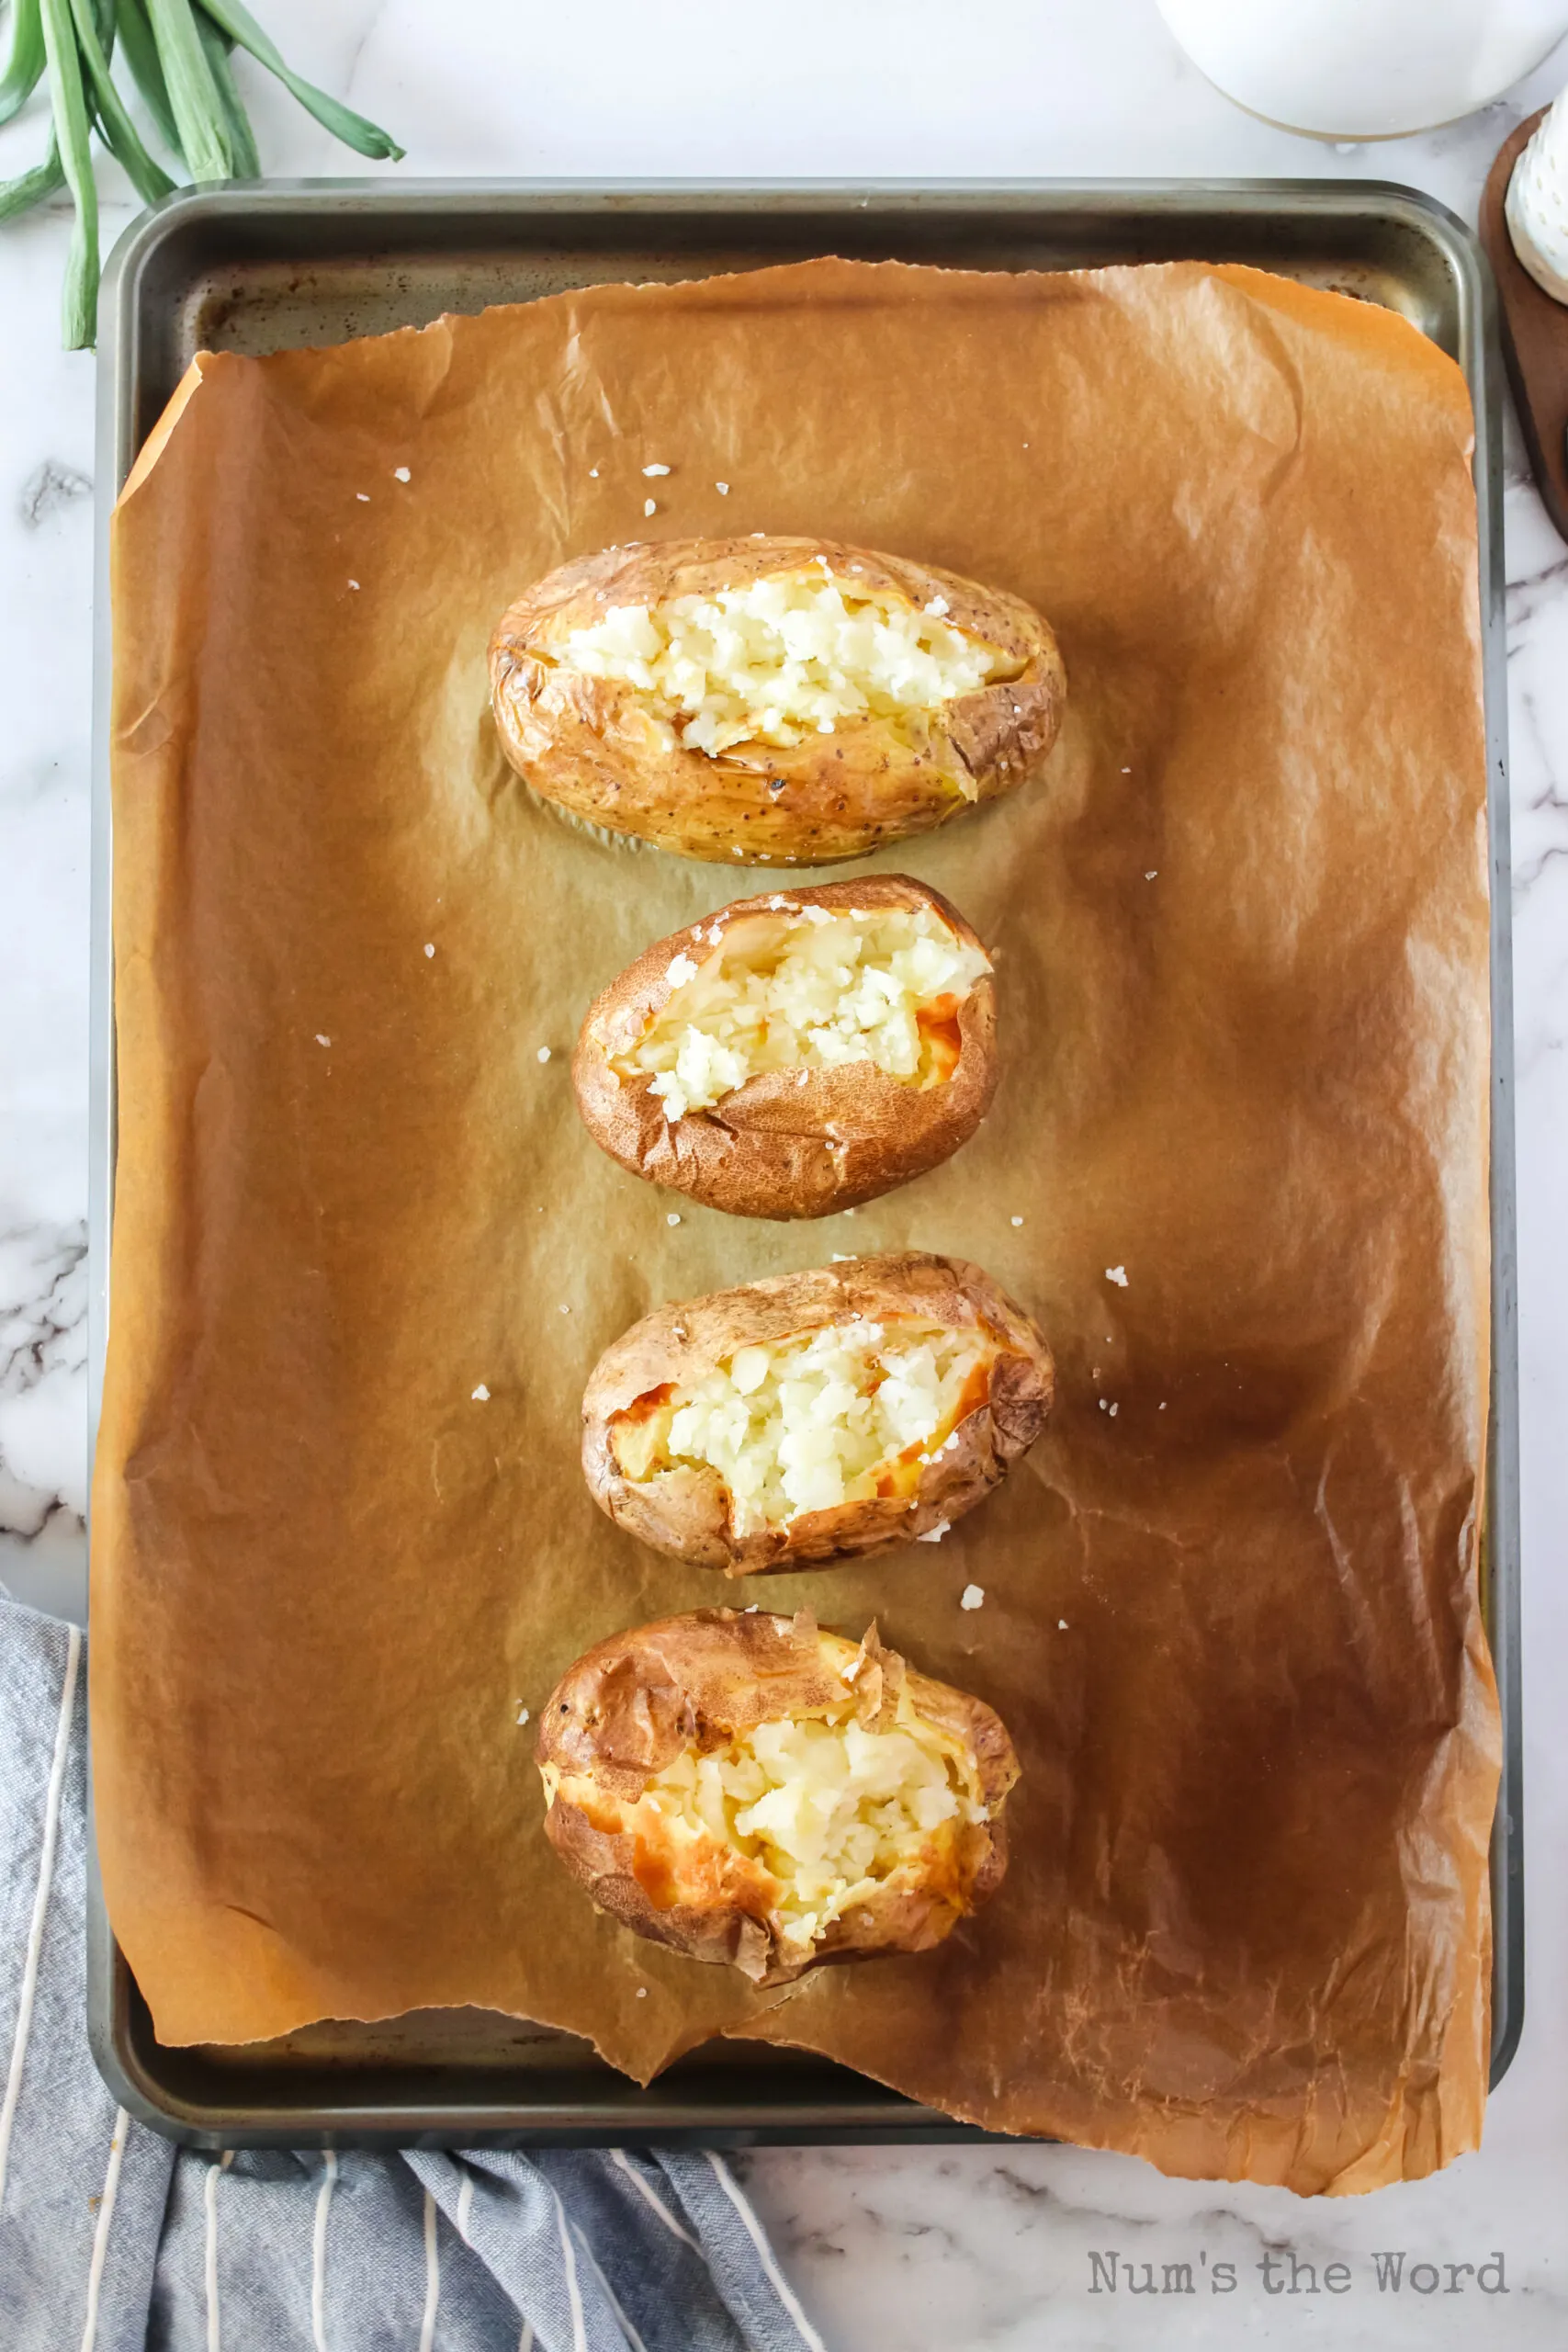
<box><xmin>557</xmin><ymin>570</ymin><xmax>1012</xmax><ymax>756</ymax></box>
<box><xmin>632</xmin><ymin>1699</ymin><xmax>985</xmax><ymax>1952</ymax></box>
<box><xmin>622</xmin><ymin>901</ymin><xmax>991</xmax><ymax>1122</ymax></box>
<box><xmin>537</xmin><ymin>1613</ymin><xmax>1018</xmax><ymax>1979</ymax></box>
<box><xmin>611</xmin><ymin>1318</ymin><xmax>990</xmax><ymax>1531</ymax></box>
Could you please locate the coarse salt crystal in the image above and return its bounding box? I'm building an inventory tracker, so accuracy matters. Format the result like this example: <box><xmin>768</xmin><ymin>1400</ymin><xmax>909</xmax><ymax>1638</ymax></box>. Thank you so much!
<box><xmin>1010</xmin><ymin>1216</ymin><xmax>1024</xmax><ymax>1228</ymax></box>
<box><xmin>536</xmin><ymin>1046</ymin><xmax>552</xmax><ymax>1063</ymax></box>
<box><xmin>589</xmin><ymin>467</ymin><xmax>599</xmax><ymax>479</ymax></box>
<box><xmin>471</xmin><ymin>1383</ymin><xmax>490</xmax><ymax>1401</ymax></box>
<box><xmin>355</xmin><ymin>492</ymin><xmax>369</xmax><ymax>503</ymax></box>
<box><xmin>1058</xmin><ymin>1619</ymin><xmax>1068</xmax><ymax>1631</ymax></box>
<box><xmin>642</xmin><ymin>463</ymin><xmax>671</xmax><ymax>477</ymax></box>
<box><xmin>516</xmin><ymin>1706</ymin><xmax>530</xmax><ymax>1725</ymax></box>
<box><xmin>831</xmin><ymin>1251</ymin><xmax>857</xmax><ymax>1262</ymax></box>
<box><xmin>636</xmin><ymin>1985</ymin><xmax>648</xmax><ymax>1997</ymax></box>
<box><xmin>1108</xmin><ymin>1402</ymin><xmax>1119</xmax><ymax>1418</ymax></box>
<box><xmin>1106</xmin><ymin>1265</ymin><xmax>1128</xmax><ymax>1286</ymax></box>
<box><xmin>347</xmin><ymin>579</ymin><xmax>360</xmax><ymax>591</ymax></box>
<box><xmin>960</xmin><ymin>1583</ymin><xmax>985</xmax><ymax>1610</ymax></box>
<box><xmin>558</xmin><ymin>1304</ymin><xmax>570</xmax><ymax>1315</ymax></box>
<box><xmin>644</xmin><ymin>499</ymin><xmax>658</xmax><ymax>517</ymax></box>
<box><xmin>393</xmin><ymin>466</ymin><xmax>411</xmax><ymax>482</ymax></box>
<box><xmin>315</xmin><ymin>1035</ymin><xmax>331</xmax><ymax>1047</ymax></box>
<box><xmin>667</xmin><ymin>1212</ymin><xmax>682</xmax><ymax>1227</ymax></box>
<box><xmin>923</xmin><ymin>595</ymin><xmax>949</xmax><ymax>616</ymax></box>
<box><xmin>1145</xmin><ymin>870</ymin><xmax>1158</xmax><ymax>880</ymax></box>
<box><xmin>917</xmin><ymin>1521</ymin><xmax>951</xmax><ymax>1544</ymax></box>
<box><xmin>716</xmin><ymin>481</ymin><xmax>729</xmax><ymax>494</ymax></box>
<box><xmin>423</xmin><ymin>943</ymin><xmax>435</xmax><ymax>958</ymax></box>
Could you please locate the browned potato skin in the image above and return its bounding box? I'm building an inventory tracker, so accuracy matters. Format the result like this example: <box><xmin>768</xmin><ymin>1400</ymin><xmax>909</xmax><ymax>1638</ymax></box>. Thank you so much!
<box><xmin>488</xmin><ymin>536</ymin><xmax>1066</xmax><ymax>865</ymax></box>
<box><xmin>536</xmin><ymin>1609</ymin><xmax>1020</xmax><ymax>1984</ymax></box>
<box><xmin>581</xmin><ymin>1251</ymin><xmax>1055</xmax><ymax>1575</ymax></box>
<box><xmin>571</xmin><ymin>876</ymin><xmax>998</xmax><ymax>1220</ymax></box>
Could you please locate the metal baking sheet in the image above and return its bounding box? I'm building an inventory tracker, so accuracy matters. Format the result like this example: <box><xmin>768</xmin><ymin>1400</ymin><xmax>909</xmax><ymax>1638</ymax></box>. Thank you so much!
<box><xmin>86</xmin><ymin>179</ymin><xmax>1522</xmax><ymax>2149</ymax></box>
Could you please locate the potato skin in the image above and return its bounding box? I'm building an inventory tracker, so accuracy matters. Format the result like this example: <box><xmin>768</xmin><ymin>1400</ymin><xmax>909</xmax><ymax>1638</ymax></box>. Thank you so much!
<box><xmin>581</xmin><ymin>1251</ymin><xmax>1054</xmax><ymax>1575</ymax></box>
<box><xmin>571</xmin><ymin>876</ymin><xmax>998</xmax><ymax>1220</ymax></box>
<box><xmin>488</xmin><ymin>536</ymin><xmax>1066</xmax><ymax>865</ymax></box>
<box><xmin>536</xmin><ymin>1609</ymin><xmax>1020</xmax><ymax>1984</ymax></box>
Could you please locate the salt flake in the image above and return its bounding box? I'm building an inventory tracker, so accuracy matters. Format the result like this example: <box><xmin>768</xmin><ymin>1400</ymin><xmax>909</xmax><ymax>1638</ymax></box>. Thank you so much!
<box><xmin>1106</xmin><ymin>1265</ymin><xmax>1128</xmax><ymax>1287</ymax></box>
<box><xmin>960</xmin><ymin>1584</ymin><xmax>985</xmax><ymax>1610</ymax></box>
<box><xmin>471</xmin><ymin>1383</ymin><xmax>491</xmax><ymax>1401</ymax></box>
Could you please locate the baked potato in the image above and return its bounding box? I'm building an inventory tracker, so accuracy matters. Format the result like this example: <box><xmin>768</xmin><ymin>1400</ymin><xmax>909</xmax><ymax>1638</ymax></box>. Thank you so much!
<box><xmin>581</xmin><ymin>1251</ymin><xmax>1054</xmax><ymax>1574</ymax></box>
<box><xmin>536</xmin><ymin>1608</ymin><xmax>1020</xmax><ymax>1984</ymax></box>
<box><xmin>572</xmin><ymin>876</ymin><xmax>998</xmax><ymax>1219</ymax></box>
<box><xmin>489</xmin><ymin>535</ymin><xmax>1066</xmax><ymax>865</ymax></box>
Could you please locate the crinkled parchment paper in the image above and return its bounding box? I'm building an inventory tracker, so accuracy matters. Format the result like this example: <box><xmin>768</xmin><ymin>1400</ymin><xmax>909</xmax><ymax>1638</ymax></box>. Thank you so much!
<box><xmin>93</xmin><ymin>258</ymin><xmax>1497</xmax><ymax>2193</ymax></box>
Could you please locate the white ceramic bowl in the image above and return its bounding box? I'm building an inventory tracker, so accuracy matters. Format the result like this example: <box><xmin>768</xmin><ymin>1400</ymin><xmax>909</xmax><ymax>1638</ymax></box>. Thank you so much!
<box><xmin>1156</xmin><ymin>0</ymin><xmax>1568</xmax><ymax>139</ymax></box>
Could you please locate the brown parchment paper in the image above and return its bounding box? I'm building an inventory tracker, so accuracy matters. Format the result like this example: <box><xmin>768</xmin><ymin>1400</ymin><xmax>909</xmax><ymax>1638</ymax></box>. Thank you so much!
<box><xmin>93</xmin><ymin>257</ymin><xmax>1499</xmax><ymax>2195</ymax></box>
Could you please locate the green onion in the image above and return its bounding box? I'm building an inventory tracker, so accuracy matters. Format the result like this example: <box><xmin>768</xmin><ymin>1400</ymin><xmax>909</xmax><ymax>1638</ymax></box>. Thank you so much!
<box><xmin>113</xmin><ymin>0</ymin><xmax>181</xmax><ymax>154</ymax></box>
<box><xmin>192</xmin><ymin>8</ymin><xmax>258</xmax><ymax>178</ymax></box>
<box><xmin>143</xmin><ymin>0</ymin><xmax>234</xmax><ymax>178</ymax></box>
<box><xmin>192</xmin><ymin>0</ymin><xmax>403</xmax><ymax>161</ymax></box>
<box><xmin>2</xmin><ymin>0</ymin><xmax>402</xmax><ymax>345</ymax></box>
<box><xmin>0</xmin><ymin>138</ymin><xmax>64</xmax><ymax>222</ymax></box>
<box><xmin>0</xmin><ymin>0</ymin><xmax>48</xmax><ymax>129</ymax></box>
<box><xmin>37</xmin><ymin>0</ymin><xmax>97</xmax><ymax>346</ymax></box>
<box><xmin>67</xmin><ymin>0</ymin><xmax>176</xmax><ymax>205</ymax></box>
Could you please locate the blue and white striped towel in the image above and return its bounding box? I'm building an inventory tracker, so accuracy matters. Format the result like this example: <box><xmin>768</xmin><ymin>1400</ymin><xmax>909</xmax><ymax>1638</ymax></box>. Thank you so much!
<box><xmin>0</xmin><ymin>1594</ymin><xmax>826</xmax><ymax>2352</ymax></box>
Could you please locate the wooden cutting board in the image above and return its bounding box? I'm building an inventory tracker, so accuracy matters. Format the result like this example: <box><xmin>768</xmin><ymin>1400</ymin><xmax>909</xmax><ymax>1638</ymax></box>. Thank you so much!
<box><xmin>1482</xmin><ymin>107</ymin><xmax>1568</xmax><ymax>545</ymax></box>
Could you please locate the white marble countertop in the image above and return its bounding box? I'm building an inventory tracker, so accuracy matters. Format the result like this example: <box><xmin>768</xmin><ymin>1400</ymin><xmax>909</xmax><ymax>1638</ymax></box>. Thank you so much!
<box><xmin>3</xmin><ymin>2</ymin><xmax>1565</xmax><ymax>2341</ymax></box>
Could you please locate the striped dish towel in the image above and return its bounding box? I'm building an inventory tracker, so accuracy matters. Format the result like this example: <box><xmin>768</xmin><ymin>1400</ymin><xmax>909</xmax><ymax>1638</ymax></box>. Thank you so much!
<box><xmin>0</xmin><ymin>1595</ymin><xmax>826</xmax><ymax>2352</ymax></box>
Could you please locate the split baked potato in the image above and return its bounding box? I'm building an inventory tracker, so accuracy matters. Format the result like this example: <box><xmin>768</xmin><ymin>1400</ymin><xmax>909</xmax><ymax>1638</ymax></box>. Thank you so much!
<box><xmin>489</xmin><ymin>535</ymin><xmax>1066</xmax><ymax>865</ymax></box>
<box><xmin>536</xmin><ymin>1608</ymin><xmax>1020</xmax><ymax>1984</ymax></box>
<box><xmin>581</xmin><ymin>1251</ymin><xmax>1054</xmax><ymax>1574</ymax></box>
<box><xmin>572</xmin><ymin>876</ymin><xmax>998</xmax><ymax>1219</ymax></box>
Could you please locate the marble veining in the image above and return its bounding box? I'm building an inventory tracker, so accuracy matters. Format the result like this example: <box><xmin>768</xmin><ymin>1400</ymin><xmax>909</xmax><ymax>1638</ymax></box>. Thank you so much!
<box><xmin>2</xmin><ymin>2</ymin><xmax>1565</xmax><ymax>2341</ymax></box>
